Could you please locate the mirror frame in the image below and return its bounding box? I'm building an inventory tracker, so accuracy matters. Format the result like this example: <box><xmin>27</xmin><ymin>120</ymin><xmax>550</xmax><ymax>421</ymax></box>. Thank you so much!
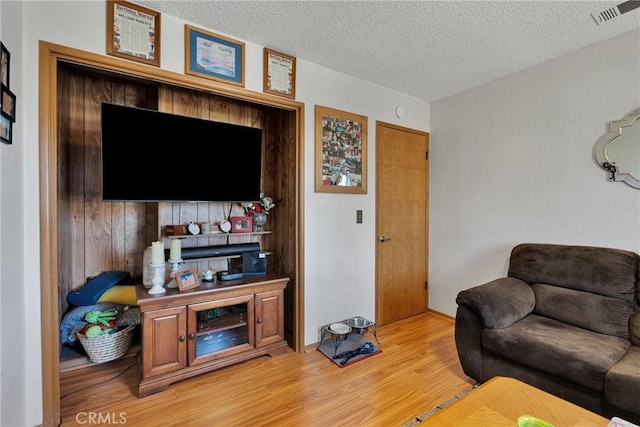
<box><xmin>594</xmin><ymin>111</ymin><xmax>640</xmax><ymax>189</ymax></box>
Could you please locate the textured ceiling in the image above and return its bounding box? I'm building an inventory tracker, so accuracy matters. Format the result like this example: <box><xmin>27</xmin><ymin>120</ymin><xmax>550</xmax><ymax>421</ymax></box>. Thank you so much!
<box><xmin>135</xmin><ymin>1</ymin><xmax>640</xmax><ymax>102</ymax></box>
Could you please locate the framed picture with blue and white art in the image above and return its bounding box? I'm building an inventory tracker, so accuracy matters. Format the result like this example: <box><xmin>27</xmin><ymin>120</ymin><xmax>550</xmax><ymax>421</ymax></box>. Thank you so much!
<box><xmin>185</xmin><ymin>24</ymin><xmax>245</xmax><ymax>87</ymax></box>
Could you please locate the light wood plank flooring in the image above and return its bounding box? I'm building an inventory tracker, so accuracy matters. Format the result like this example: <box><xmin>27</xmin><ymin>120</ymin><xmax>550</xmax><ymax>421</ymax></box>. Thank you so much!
<box><xmin>60</xmin><ymin>313</ymin><xmax>475</xmax><ymax>426</ymax></box>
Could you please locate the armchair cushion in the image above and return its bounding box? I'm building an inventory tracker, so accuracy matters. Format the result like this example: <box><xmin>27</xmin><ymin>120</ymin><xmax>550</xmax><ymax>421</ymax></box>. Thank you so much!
<box><xmin>605</xmin><ymin>346</ymin><xmax>640</xmax><ymax>413</ymax></box>
<box><xmin>508</xmin><ymin>243</ymin><xmax>638</xmax><ymax>301</ymax></box>
<box><xmin>483</xmin><ymin>314</ymin><xmax>631</xmax><ymax>391</ymax></box>
<box><xmin>456</xmin><ymin>277</ymin><xmax>534</xmax><ymax>329</ymax></box>
<box><xmin>532</xmin><ymin>284</ymin><xmax>636</xmax><ymax>339</ymax></box>
<box><xmin>631</xmin><ymin>307</ymin><xmax>640</xmax><ymax>346</ymax></box>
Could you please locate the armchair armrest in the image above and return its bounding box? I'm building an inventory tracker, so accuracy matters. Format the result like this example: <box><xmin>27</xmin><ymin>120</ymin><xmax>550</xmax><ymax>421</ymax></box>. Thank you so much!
<box><xmin>456</xmin><ymin>277</ymin><xmax>535</xmax><ymax>329</ymax></box>
<box><xmin>630</xmin><ymin>306</ymin><xmax>640</xmax><ymax>346</ymax></box>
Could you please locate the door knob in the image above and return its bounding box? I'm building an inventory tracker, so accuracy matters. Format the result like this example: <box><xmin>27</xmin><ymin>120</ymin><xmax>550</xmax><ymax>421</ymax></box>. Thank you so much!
<box><xmin>378</xmin><ymin>236</ymin><xmax>392</xmax><ymax>243</ymax></box>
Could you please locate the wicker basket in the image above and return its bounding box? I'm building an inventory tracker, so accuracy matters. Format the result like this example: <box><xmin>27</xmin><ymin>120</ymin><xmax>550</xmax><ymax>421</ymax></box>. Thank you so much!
<box><xmin>76</xmin><ymin>324</ymin><xmax>136</xmax><ymax>363</ymax></box>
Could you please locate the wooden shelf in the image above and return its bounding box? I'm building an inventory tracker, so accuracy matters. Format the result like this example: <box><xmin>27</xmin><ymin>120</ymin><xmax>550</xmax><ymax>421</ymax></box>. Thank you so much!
<box><xmin>60</xmin><ymin>343</ymin><xmax>140</xmax><ymax>373</ymax></box>
<box><xmin>168</xmin><ymin>231</ymin><xmax>272</xmax><ymax>239</ymax></box>
<box><xmin>197</xmin><ymin>312</ymin><xmax>246</xmax><ymax>334</ymax></box>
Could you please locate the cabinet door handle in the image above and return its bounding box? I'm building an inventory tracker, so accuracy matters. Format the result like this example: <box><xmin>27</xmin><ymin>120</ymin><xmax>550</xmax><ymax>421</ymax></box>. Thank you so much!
<box><xmin>179</xmin><ymin>335</ymin><xmax>186</xmax><ymax>342</ymax></box>
<box><xmin>257</xmin><ymin>318</ymin><xmax>263</xmax><ymax>324</ymax></box>
<box><xmin>189</xmin><ymin>333</ymin><xmax>195</xmax><ymax>340</ymax></box>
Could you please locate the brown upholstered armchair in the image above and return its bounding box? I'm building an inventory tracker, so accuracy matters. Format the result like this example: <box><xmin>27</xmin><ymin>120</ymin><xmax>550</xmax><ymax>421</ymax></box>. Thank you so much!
<box><xmin>455</xmin><ymin>243</ymin><xmax>640</xmax><ymax>423</ymax></box>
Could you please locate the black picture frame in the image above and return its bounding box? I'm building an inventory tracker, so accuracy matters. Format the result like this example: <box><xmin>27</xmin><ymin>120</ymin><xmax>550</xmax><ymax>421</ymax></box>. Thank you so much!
<box><xmin>1</xmin><ymin>84</ymin><xmax>16</xmax><ymax>122</ymax></box>
<box><xmin>0</xmin><ymin>42</ymin><xmax>9</xmax><ymax>87</ymax></box>
<box><xmin>0</xmin><ymin>113</ymin><xmax>12</xmax><ymax>144</ymax></box>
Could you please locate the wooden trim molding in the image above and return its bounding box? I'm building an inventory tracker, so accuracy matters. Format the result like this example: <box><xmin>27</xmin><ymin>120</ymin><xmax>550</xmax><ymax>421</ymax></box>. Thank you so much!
<box><xmin>39</xmin><ymin>41</ymin><xmax>61</xmax><ymax>427</ymax></box>
<box><xmin>39</xmin><ymin>40</ymin><xmax>305</xmax><ymax>426</ymax></box>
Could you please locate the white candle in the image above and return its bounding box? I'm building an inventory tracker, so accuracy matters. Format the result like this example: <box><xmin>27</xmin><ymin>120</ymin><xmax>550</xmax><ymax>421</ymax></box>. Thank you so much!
<box><xmin>151</xmin><ymin>241</ymin><xmax>164</xmax><ymax>264</ymax></box>
<box><xmin>169</xmin><ymin>239</ymin><xmax>181</xmax><ymax>261</ymax></box>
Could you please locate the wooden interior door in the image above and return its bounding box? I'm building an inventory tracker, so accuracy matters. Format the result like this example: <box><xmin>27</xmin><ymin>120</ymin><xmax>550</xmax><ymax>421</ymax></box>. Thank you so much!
<box><xmin>375</xmin><ymin>122</ymin><xmax>429</xmax><ymax>325</ymax></box>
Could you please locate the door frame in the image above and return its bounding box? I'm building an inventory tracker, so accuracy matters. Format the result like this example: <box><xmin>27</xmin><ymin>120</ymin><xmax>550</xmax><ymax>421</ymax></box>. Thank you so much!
<box><xmin>38</xmin><ymin>41</ymin><xmax>305</xmax><ymax>426</ymax></box>
<box><xmin>374</xmin><ymin>121</ymin><xmax>429</xmax><ymax>324</ymax></box>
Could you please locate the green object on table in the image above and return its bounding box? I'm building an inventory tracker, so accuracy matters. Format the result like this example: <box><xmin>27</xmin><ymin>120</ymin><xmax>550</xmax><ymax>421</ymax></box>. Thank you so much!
<box><xmin>517</xmin><ymin>415</ymin><xmax>555</xmax><ymax>427</ymax></box>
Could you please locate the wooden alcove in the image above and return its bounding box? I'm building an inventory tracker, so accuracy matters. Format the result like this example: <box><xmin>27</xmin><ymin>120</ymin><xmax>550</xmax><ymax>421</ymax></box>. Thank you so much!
<box><xmin>39</xmin><ymin>41</ymin><xmax>305</xmax><ymax>426</ymax></box>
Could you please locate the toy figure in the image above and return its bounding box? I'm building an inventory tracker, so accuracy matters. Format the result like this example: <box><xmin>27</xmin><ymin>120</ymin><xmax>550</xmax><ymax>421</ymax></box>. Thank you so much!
<box><xmin>84</xmin><ymin>308</ymin><xmax>118</xmax><ymax>326</ymax></box>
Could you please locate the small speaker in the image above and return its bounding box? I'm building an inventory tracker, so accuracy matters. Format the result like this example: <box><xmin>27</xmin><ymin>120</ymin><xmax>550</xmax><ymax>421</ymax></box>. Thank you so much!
<box><xmin>243</xmin><ymin>252</ymin><xmax>266</xmax><ymax>276</ymax></box>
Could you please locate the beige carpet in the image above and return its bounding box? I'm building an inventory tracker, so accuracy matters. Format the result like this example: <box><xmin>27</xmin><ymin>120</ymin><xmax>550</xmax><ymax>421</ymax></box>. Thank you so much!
<box><xmin>402</xmin><ymin>384</ymin><xmax>479</xmax><ymax>426</ymax></box>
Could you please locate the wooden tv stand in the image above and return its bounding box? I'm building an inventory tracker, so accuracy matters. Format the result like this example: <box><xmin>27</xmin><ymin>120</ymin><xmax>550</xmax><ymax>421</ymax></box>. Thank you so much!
<box><xmin>136</xmin><ymin>275</ymin><xmax>289</xmax><ymax>397</ymax></box>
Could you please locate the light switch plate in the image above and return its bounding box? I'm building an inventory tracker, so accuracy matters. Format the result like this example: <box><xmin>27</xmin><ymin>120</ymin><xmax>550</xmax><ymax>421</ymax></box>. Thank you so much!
<box><xmin>356</xmin><ymin>210</ymin><xmax>363</xmax><ymax>223</ymax></box>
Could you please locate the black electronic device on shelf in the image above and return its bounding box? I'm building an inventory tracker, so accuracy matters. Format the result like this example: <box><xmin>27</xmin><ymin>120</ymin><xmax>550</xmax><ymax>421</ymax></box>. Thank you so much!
<box><xmin>165</xmin><ymin>243</ymin><xmax>260</xmax><ymax>260</ymax></box>
<box><xmin>100</xmin><ymin>102</ymin><xmax>263</xmax><ymax>202</ymax></box>
<box><xmin>217</xmin><ymin>270</ymin><xmax>243</xmax><ymax>281</ymax></box>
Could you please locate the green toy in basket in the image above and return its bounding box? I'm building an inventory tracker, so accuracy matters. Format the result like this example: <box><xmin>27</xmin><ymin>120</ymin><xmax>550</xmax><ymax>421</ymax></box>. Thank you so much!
<box><xmin>81</xmin><ymin>308</ymin><xmax>118</xmax><ymax>338</ymax></box>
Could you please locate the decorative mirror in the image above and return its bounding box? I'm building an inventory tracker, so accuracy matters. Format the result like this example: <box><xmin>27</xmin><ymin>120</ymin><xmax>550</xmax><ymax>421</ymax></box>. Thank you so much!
<box><xmin>594</xmin><ymin>110</ymin><xmax>640</xmax><ymax>189</ymax></box>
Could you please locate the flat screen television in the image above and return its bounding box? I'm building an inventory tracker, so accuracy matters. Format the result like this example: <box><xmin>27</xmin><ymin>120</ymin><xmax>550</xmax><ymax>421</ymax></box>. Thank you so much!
<box><xmin>101</xmin><ymin>103</ymin><xmax>262</xmax><ymax>202</ymax></box>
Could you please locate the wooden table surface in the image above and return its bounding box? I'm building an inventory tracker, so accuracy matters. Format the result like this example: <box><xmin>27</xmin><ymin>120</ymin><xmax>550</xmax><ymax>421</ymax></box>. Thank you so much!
<box><xmin>422</xmin><ymin>376</ymin><xmax>609</xmax><ymax>426</ymax></box>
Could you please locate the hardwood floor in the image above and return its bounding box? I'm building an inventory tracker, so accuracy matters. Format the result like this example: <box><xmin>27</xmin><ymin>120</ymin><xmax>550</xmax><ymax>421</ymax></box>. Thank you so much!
<box><xmin>60</xmin><ymin>313</ymin><xmax>475</xmax><ymax>426</ymax></box>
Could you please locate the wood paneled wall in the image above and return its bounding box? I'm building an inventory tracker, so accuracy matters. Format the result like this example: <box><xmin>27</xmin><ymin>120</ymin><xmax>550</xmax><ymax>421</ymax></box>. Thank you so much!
<box><xmin>57</xmin><ymin>64</ymin><xmax>159</xmax><ymax>319</ymax></box>
<box><xmin>57</xmin><ymin>65</ymin><xmax>298</xmax><ymax>343</ymax></box>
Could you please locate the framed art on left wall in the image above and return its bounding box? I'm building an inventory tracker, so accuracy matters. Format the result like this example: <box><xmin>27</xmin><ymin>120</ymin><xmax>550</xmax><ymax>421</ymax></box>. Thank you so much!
<box><xmin>0</xmin><ymin>42</ymin><xmax>9</xmax><ymax>87</ymax></box>
<box><xmin>0</xmin><ymin>113</ymin><xmax>11</xmax><ymax>144</ymax></box>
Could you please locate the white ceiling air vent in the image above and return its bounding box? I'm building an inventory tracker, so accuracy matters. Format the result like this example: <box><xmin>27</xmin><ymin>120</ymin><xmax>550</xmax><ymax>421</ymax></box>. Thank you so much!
<box><xmin>592</xmin><ymin>1</ymin><xmax>640</xmax><ymax>25</ymax></box>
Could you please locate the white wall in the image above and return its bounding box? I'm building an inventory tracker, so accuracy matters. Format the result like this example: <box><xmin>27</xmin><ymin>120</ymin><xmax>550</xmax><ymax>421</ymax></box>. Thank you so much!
<box><xmin>11</xmin><ymin>2</ymin><xmax>639</xmax><ymax>425</ymax></box>
<box><xmin>430</xmin><ymin>29</ymin><xmax>640</xmax><ymax>317</ymax></box>
<box><xmin>10</xmin><ymin>2</ymin><xmax>427</xmax><ymax>425</ymax></box>
<box><xmin>0</xmin><ymin>1</ymin><xmax>25</xmax><ymax>426</ymax></box>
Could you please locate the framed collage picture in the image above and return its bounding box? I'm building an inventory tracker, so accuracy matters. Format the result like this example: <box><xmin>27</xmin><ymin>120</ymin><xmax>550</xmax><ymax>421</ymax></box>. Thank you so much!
<box><xmin>185</xmin><ymin>24</ymin><xmax>245</xmax><ymax>87</ymax></box>
<box><xmin>315</xmin><ymin>105</ymin><xmax>368</xmax><ymax>194</ymax></box>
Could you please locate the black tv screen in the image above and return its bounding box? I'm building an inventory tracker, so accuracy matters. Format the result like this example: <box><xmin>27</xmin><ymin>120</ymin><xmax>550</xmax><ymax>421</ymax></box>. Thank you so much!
<box><xmin>101</xmin><ymin>103</ymin><xmax>262</xmax><ymax>202</ymax></box>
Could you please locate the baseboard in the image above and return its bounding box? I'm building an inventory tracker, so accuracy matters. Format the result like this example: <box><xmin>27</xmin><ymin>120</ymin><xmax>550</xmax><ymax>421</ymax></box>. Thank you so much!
<box><xmin>427</xmin><ymin>309</ymin><xmax>454</xmax><ymax>322</ymax></box>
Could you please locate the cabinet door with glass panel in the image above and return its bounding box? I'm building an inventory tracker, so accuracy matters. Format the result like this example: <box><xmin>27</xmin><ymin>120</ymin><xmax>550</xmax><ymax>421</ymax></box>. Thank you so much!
<box><xmin>187</xmin><ymin>295</ymin><xmax>255</xmax><ymax>365</ymax></box>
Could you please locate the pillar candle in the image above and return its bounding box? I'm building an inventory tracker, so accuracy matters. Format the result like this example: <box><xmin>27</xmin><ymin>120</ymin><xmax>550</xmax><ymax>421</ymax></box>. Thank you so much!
<box><xmin>169</xmin><ymin>239</ymin><xmax>182</xmax><ymax>260</ymax></box>
<box><xmin>151</xmin><ymin>241</ymin><xmax>164</xmax><ymax>264</ymax></box>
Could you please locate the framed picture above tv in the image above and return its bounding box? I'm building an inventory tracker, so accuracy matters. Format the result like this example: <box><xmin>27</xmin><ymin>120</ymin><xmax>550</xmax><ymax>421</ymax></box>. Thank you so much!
<box><xmin>106</xmin><ymin>0</ymin><xmax>160</xmax><ymax>67</ymax></box>
<box><xmin>185</xmin><ymin>24</ymin><xmax>245</xmax><ymax>87</ymax></box>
